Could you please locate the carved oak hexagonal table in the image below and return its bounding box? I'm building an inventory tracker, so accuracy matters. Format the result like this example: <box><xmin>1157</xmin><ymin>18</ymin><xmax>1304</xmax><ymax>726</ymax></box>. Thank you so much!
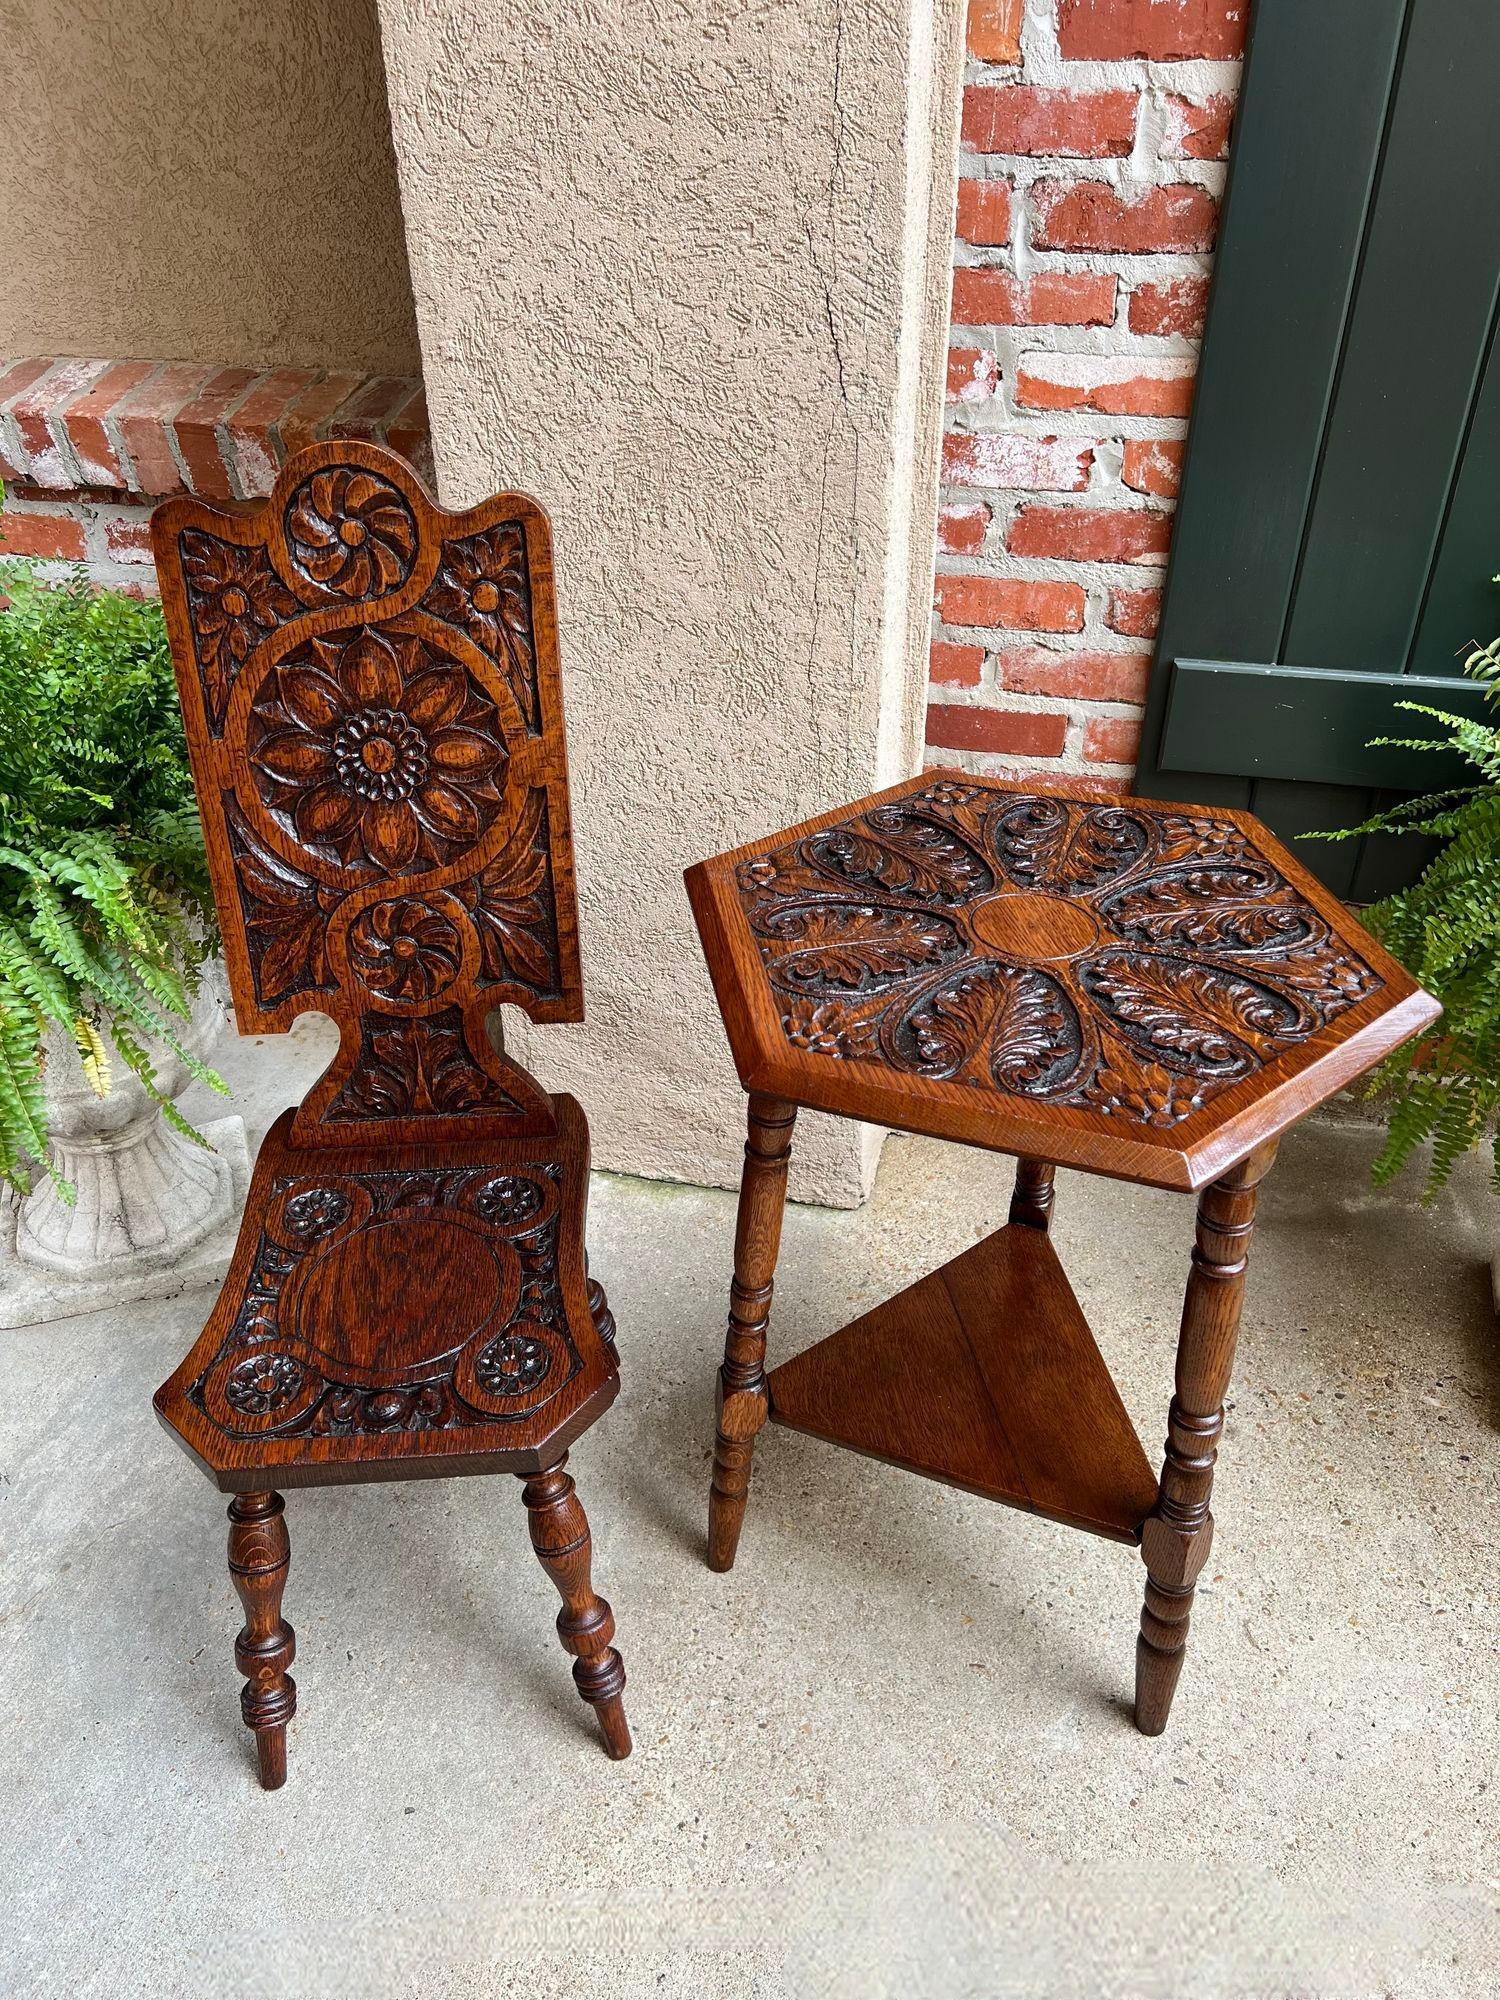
<box><xmin>685</xmin><ymin>771</ymin><xmax>1438</xmax><ymax>1733</ymax></box>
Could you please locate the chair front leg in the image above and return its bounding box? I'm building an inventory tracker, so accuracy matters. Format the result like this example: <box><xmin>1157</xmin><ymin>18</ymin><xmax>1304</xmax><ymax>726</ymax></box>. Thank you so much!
<box><xmin>520</xmin><ymin>1456</ymin><xmax>631</xmax><ymax>1759</ymax></box>
<box><xmin>228</xmin><ymin>1490</ymin><xmax>296</xmax><ymax>1790</ymax></box>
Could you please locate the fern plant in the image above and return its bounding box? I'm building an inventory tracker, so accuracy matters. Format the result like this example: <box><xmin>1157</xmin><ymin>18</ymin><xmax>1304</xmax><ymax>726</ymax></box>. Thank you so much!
<box><xmin>1318</xmin><ymin>600</ymin><xmax>1500</xmax><ymax>1198</ymax></box>
<box><xmin>0</xmin><ymin>547</ymin><xmax>225</xmax><ymax>1197</ymax></box>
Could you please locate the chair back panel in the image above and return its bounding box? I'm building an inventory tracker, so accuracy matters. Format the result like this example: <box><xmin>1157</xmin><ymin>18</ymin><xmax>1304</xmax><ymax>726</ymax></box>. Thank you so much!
<box><xmin>152</xmin><ymin>441</ymin><xmax>582</xmax><ymax>1146</ymax></box>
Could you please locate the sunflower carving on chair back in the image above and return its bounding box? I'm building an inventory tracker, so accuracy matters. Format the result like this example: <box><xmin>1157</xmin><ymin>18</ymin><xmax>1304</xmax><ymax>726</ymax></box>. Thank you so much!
<box><xmin>155</xmin><ymin>442</ymin><xmax>583</xmax><ymax>1146</ymax></box>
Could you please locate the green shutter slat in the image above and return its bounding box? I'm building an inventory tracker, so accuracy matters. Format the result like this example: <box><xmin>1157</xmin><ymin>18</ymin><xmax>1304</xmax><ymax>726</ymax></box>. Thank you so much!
<box><xmin>1158</xmin><ymin>659</ymin><xmax>1489</xmax><ymax>790</ymax></box>
<box><xmin>1136</xmin><ymin>0</ymin><xmax>1408</xmax><ymax>809</ymax></box>
<box><xmin>1282</xmin><ymin>0</ymin><xmax>1500</xmax><ymax>674</ymax></box>
<box><xmin>1409</xmin><ymin>319</ymin><xmax>1500</xmax><ymax>678</ymax></box>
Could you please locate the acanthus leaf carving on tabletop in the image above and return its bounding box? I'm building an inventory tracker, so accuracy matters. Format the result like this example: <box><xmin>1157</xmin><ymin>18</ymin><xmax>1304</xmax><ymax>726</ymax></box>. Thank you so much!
<box><xmin>734</xmin><ymin>783</ymin><xmax>1385</xmax><ymax>1129</ymax></box>
<box><xmin>760</xmin><ymin>900</ymin><xmax>968</xmax><ymax>995</ymax></box>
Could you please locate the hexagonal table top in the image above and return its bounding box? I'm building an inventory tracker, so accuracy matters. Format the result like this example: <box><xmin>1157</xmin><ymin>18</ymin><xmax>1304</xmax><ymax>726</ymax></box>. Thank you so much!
<box><xmin>685</xmin><ymin>773</ymin><xmax>1439</xmax><ymax>1190</ymax></box>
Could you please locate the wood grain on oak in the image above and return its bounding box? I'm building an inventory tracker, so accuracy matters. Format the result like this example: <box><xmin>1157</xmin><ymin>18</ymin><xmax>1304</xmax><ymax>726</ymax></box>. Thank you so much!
<box><xmin>687</xmin><ymin>771</ymin><xmax>1438</xmax><ymax>1736</ymax></box>
<box><xmin>686</xmin><ymin>772</ymin><xmax>1440</xmax><ymax>1191</ymax></box>
<box><xmin>151</xmin><ymin>442</ymin><xmax>630</xmax><ymax>1782</ymax></box>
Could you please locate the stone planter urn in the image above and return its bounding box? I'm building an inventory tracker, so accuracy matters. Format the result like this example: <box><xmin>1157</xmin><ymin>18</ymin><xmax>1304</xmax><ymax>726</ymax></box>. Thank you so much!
<box><xmin>0</xmin><ymin>962</ymin><xmax>249</xmax><ymax>1328</ymax></box>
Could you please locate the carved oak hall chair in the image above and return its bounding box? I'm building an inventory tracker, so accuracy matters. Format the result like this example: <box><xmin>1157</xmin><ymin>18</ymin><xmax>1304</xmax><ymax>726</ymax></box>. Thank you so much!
<box><xmin>150</xmin><ymin>441</ymin><xmax>630</xmax><ymax>1786</ymax></box>
<box><xmin>686</xmin><ymin>774</ymin><xmax>1439</xmax><ymax>1735</ymax></box>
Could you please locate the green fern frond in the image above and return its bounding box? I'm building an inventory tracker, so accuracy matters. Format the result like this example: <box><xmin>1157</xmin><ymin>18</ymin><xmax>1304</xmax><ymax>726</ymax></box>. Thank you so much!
<box><xmin>0</xmin><ymin>560</ymin><xmax>223</xmax><ymax>1186</ymax></box>
<box><xmin>1317</xmin><ymin>581</ymin><xmax>1500</xmax><ymax>1199</ymax></box>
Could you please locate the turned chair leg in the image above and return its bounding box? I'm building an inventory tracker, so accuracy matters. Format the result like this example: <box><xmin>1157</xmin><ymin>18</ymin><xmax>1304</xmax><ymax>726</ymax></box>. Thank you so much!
<box><xmin>1135</xmin><ymin>1140</ymin><xmax>1278</xmax><ymax>1736</ymax></box>
<box><xmin>227</xmin><ymin>1490</ymin><xmax>296</xmax><ymax>1790</ymax></box>
<box><xmin>1009</xmin><ymin>1157</ymin><xmax>1056</xmax><ymax>1231</ymax></box>
<box><xmin>519</xmin><ymin>1456</ymin><xmax>631</xmax><ymax>1759</ymax></box>
<box><xmin>708</xmin><ymin>1093</ymin><xmax>797</xmax><ymax>1573</ymax></box>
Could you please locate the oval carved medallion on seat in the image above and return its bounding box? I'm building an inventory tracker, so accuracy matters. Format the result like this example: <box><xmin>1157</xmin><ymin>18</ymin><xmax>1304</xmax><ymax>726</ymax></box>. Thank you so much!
<box><xmin>285</xmin><ymin>1213</ymin><xmax>516</xmax><ymax>1375</ymax></box>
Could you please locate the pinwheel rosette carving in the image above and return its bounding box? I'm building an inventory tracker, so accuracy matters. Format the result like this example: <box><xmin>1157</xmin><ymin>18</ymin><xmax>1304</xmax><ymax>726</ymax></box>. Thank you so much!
<box><xmin>736</xmin><ymin>784</ymin><xmax>1384</xmax><ymax>1130</ymax></box>
<box><xmin>283</xmin><ymin>466</ymin><xmax>418</xmax><ymax>600</ymax></box>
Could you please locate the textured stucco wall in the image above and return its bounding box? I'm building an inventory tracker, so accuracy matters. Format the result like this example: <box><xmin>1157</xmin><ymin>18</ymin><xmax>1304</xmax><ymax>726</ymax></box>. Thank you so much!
<box><xmin>377</xmin><ymin>0</ymin><xmax>965</xmax><ymax>1204</ymax></box>
<box><xmin>0</xmin><ymin>0</ymin><xmax>421</xmax><ymax>374</ymax></box>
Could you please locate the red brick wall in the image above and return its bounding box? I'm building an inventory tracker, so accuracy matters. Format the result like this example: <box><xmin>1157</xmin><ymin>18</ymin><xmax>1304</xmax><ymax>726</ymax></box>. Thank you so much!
<box><xmin>928</xmin><ymin>0</ymin><xmax>1246</xmax><ymax>787</ymax></box>
<box><xmin>0</xmin><ymin>358</ymin><xmax>430</xmax><ymax>593</ymax></box>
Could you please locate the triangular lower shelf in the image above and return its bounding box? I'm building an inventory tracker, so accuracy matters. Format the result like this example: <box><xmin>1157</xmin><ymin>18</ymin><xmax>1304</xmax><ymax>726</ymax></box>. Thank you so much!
<box><xmin>766</xmin><ymin>1223</ymin><xmax>1160</xmax><ymax>1543</ymax></box>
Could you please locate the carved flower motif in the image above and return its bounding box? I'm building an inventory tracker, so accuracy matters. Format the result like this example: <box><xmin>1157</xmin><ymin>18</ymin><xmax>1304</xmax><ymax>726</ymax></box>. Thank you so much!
<box><xmin>180</xmin><ymin>531</ymin><xmax>297</xmax><ymax>725</ymax></box>
<box><xmin>284</xmin><ymin>1187</ymin><xmax>351</xmax><ymax>1239</ymax></box>
<box><xmin>475</xmin><ymin>1330</ymin><xmax>551</xmax><ymax>1396</ymax></box>
<box><xmin>424</xmin><ymin>526</ymin><xmax>537</xmax><ymax>728</ymax></box>
<box><xmin>781</xmin><ymin>1001</ymin><xmax>851</xmax><ymax>1056</ymax></box>
<box><xmin>249</xmin><ymin>627</ymin><xmax>506</xmax><ymax>873</ymax></box>
<box><xmin>921</xmin><ymin>781</ymin><xmax>985</xmax><ymax>810</ymax></box>
<box><xmin>284</xmin><ymin>468</ymin><xmax>418</xmax><ymax>599</ymax></box>
<box><xmin>225</xmin><ymin>1352</ymin><xmax>305</xmax><ymax>1416</ymax></box>
<box><xmin>473</xmin><ymin>1174</ymin><xmax>543</xmax><ymax>1224</ymax></box>
<box><xmin>348</xmin><ymin>896</ymin><xmax>463</xmax><ymax>1001</ymax></box>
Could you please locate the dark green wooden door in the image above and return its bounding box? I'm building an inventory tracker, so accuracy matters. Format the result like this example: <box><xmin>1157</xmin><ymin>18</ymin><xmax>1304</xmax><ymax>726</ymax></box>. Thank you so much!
<box><xmin>1135</xmin><ymin>0</ymin><xmax>1500</xmax><ymax>896</ymax></box>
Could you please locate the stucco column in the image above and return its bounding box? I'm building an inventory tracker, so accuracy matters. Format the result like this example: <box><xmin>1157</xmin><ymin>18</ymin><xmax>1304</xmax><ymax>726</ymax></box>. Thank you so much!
<box><xmin>375</xmin><ymin>0</ymin><xmax>963</xmax><ymax>1204</ymax></box>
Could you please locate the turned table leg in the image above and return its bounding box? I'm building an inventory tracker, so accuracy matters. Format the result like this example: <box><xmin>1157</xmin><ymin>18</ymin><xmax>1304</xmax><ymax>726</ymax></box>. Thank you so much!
<box><xmin>1009</xmin><ymin>1157</ymin><xmax>1056</xmax><ymax>1232</ymax></box>
<box><xmin>1135</xmin><ymin>1140</ymin><xmax>1278</xmax><ymax>1736</ymax></box>
<box><xmin>708</xmin><ymin>1093</ymin><xmax>797</xmax><ymax>1573</ymax></box>
<box><xmin>519</xmin><ymin>1456</ymin><xmax>631</xmax><ymax>1759</ymax></box>
<box><xmin>227</xmin><ymin>1490</ymin><xmax>296</xmax><ymax>1790</ymax></box>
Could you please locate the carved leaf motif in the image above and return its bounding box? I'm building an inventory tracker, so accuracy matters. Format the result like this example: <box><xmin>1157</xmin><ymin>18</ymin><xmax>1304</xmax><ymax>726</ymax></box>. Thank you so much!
<box><xmin>180</xmin><ymin>530</ymin><xmax>298</xmax><ymax>733</ymax></box>
<box><xmin>464</xmin><ymin>789</ymin><xmax>559</xmax><ymax>994</ymax></box>
<box><xmin>1080</xmin><ymin>954</ymin><xmax>1281</xmax><ymax>1077</ymax></box>
<box><xmin>224</xmin><ymin>796</ymin><xmax>336</xmax><ymax>1006</ymax></box>
<box><xmin>859</xmin><ymin>807</ymin><xmax>996</xmax><ymax>901</ymax></box>
<box><xmin>799</xmin><ymin>828</ymin><xmax>940</xmax><ymax>903</ymax></box>
<box><xmin>760</xmin><ymin>901</ymin><xmax>966</xmax><ymax>994</ymax></box>
<box><xmin>1099</xmin><ymin>871</ymin><xmax>1320</xmax><ymax>958</ymax></box>
<box><xmin>421</xmin><ymin>525</ymin><xmax>539</xmax><ymax>731</ymax></box>
<box><xmin>988</xmin><ymin>970</ymin><xmax>1087</xmax><ymax>1096</ymax></box>
<box><xmin>328</xmin><ymin>1007</ymin><xmax>501</xmax><ymax>1121</ymax></box>
<box><xmin>890</xmin><ymin>962</ymin><xmax>1082</xmax><ymax>1094</ymax></box>
<box><xmin>990</xmin><ymin>797</ymin><xmax>1151</xmax><ymax>892</ymax></box>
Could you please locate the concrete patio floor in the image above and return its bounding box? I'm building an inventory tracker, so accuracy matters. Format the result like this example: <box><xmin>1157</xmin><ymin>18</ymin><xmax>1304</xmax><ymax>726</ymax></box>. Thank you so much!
<box><xmin>3</xmin><ymin>1020</ymin><xmax>1498</xmax><ymax>1999</ymax></box>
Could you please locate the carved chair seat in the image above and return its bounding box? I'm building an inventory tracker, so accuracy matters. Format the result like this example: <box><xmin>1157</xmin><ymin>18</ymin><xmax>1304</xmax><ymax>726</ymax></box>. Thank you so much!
<box><xmin>155</xmin><ymin>1098</ymin><xmax>617</xmax><ymax>1487</ymax></box>
<box><xmin>151</xmin><ymin>442</ymin><xmax>630</xmax><ymax>1787</ymax></box>
<box><xmin>685</xmin><ymin>772</ymin><xmax>1438</xmax><ymax>1734</ymax></box>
